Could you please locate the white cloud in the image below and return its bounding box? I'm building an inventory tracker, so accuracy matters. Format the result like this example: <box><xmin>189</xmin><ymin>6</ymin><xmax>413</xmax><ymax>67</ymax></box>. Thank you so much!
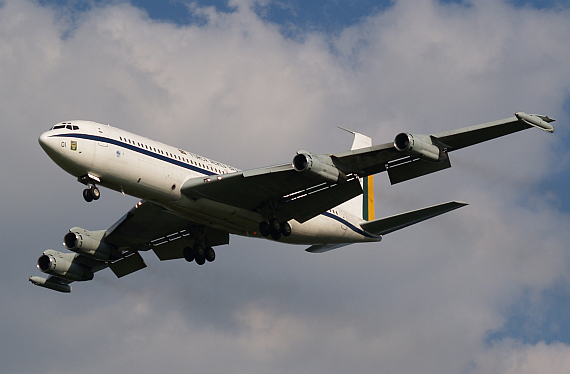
<box><xmin>2</xmin><ymin>0</ymin><xmax>570</xmax><ymax>373</ymax></box>
<box><xmin>471</xmin><ymin>339</ymin><xmax>570</xmax><ymax>374</ymax></box>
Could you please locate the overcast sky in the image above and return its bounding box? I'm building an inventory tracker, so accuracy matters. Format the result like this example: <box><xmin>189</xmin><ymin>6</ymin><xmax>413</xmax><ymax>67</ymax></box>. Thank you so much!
<box><xmin>2</xmin><ymin>0</ymin><xmax>570</xmax><ymax>373</ymax></box>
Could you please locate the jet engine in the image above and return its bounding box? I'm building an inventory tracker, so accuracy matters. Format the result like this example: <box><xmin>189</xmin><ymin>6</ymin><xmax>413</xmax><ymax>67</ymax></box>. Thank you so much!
<box><xmin>64</xmin><ymin>227</ymin><xmax>111</xmax><ymax>260</ymax></box>
<box><xmin>292</xmin><ymin>151</ymin><xmax>347</xmax><ymax>184</ymax></box>
<box><xmin>37</xmin><ymin>250</ymin><xmax>94</xmax><ymax>281</ymax></box>
<box><xmin>394</xmin><ymin>133</ymin><xmax>448</xmax><ymax>162</ymax></box>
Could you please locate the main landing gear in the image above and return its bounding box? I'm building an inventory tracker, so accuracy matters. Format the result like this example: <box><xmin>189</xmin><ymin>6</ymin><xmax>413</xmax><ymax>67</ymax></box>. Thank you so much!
<box><xmin>183</xmin><ymin>245</ymin><xmax>215</xmax><ymax>265</ymax></box>
<box><xmin>82</xmin><ymin>184</ymin><xmax>100</xmax><ymax>202</ymax></box>
<box><xmin>259</xmin><ymin>218</ymin><xmax>292</xmax><ymax>240</ymax></box>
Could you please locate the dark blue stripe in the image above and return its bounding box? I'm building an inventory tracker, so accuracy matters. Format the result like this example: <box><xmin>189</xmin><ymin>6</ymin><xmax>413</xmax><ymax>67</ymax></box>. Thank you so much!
<box><xmin>51</xmin><ymin>133</ymin><xmax>217</xmax><ymax>176</ymax></box>
<box><xmin>322</xmin><ymin>211</ymin><xmax>379</xmax><ymax>239</ymax></box>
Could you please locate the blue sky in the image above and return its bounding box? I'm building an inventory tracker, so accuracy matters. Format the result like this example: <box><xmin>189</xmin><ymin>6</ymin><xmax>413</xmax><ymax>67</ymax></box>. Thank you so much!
<box><xmin>3</xmin><ymin>0</ymin><xmax>570</xmax><ymax>373</ymax></box>
<box><xmin>40</xmin><ymin>0</ymin><xmax>565</xmax><ymax>31</ymax></box>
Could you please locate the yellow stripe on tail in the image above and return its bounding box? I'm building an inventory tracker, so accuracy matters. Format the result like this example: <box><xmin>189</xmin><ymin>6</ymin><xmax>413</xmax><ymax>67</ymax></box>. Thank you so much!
<box><xmin>363</xmin><ymin>175</ymin><xmax>375</xmax><ymax>221</ymax></box>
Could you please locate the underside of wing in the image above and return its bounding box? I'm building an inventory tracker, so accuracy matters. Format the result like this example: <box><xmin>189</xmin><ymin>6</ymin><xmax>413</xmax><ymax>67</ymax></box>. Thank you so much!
<box><xmin>31</xmin><ymin>201</ymin><xmax>230</xmax><ymax>292</ymax></box>
<box><xmin>431</xmin><ymin>113</ymin><xmax>553</xmax><ymax>151</ymax></box>
<box><xmin>104</xmin><ymin>201</ymin><xmax>229</xmax><ymax>263</ymax></box>
<box><xmin>181</xmin><ymin>165</ymin><xmax>364</xmax><ymax>223</ymax></box>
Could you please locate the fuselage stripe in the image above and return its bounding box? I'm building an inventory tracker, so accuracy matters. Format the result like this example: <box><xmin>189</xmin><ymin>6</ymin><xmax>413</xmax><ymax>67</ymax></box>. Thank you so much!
<box><xmin>50</xmin><ymin>133</ymin><xmax>217</xmax><ymax>176</ymax></box>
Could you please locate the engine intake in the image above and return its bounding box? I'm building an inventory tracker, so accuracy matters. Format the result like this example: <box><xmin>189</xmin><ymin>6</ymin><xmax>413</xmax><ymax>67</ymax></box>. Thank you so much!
<box><xmin>37</xmin><ymin>250</ymin><xmax>93</xmax><ymax>282</ymax></box>
<box><xmin>394</xmin><ymin>133</ymin><xmax>448</xmax><ymax>162</ymax></box>
<box><xmin>64</xmin><ymin>227</ymin><xmax>111</xmax><ymax>260</ymax></box>
<box><xmin>292</xmin><ymin>151</ymin><xmax>347</xmax><ymax>184</ymax></box>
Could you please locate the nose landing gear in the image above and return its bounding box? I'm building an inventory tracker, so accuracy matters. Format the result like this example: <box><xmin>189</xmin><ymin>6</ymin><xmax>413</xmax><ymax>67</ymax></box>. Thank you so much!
<box><xmin>82</xmin><ymin>185</ymin><xmax>100</xmax><ymax>202</ymax></box>
<box><xmin>78</xmin><ymin>175</ymin><xmax>101</xmax><ymax>202</ymax></box>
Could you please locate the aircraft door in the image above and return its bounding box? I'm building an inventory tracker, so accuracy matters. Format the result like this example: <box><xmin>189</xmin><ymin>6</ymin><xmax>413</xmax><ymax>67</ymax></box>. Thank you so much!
<box><xmin>340</xmin><ymin>211</ymin><xmax>347</xmax><ymax>230</ymax></box>
<box><xmin>93</xmin><ymin>125</ymin><xmax>109</xmax><ymax>170</ymax></box>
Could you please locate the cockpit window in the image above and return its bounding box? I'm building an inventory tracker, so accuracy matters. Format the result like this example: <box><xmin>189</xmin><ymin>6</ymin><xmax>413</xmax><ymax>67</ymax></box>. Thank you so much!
<box><xmin>51</xmin><ymin>124</ymin><xmax>79</xmax><ymax>130</ymax></box>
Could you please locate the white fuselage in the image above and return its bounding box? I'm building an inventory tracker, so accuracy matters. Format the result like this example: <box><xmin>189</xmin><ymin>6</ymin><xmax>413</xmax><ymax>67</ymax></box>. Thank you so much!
<box><xmin>39</xmin><ymin>120</ymin><xmax>380</xmax><ymax>246</ymax></box>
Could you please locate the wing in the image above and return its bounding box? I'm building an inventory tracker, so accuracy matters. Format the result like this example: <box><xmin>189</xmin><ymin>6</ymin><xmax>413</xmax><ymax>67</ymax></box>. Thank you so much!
<box><xmin>31</xmin><ymin>201</ymin><xmax>229</xmax><ymax>292</ymax></box>
<box><xmin>181</xmin><ymin>166</ymin><xmax>364</xmax><ymax>223</ymax></box>
<box><xmin>105</xmin><ymin>201</ymin><xmax>229</xmax><ymax>265</ymax></box>
<box><xmin>181</xmin><ymin>113</ymin><xmax>554</xmax><ymax>220</ymax></box>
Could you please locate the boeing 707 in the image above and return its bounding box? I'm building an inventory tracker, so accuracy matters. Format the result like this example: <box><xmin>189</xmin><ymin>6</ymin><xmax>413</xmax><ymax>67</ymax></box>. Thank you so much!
<box><xmin>30</xmin><ymin>112</ymin><xmax>555</xmax><ymax>292</ymax></box>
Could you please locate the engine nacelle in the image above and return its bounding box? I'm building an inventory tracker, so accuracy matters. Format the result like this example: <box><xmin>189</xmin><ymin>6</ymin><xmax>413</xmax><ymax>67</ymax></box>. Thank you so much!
<box><xmin>292</xmin><ymin>151</ymin><xmax>347</xmax><ymax>184</ymax></box>
<box><xmin>394</xmin><ymin>133</ymin><xmax>448</xmax><ymax>162</ymax></box>
<box><xmin>63</xmin><ymin>227</ymin><xmax>111</xmax><ymax>260</ymax></box>
<box><xmin>37</xmin><ymin>249</ymin><xmax>94</xmax><ymax>282</ymax></box>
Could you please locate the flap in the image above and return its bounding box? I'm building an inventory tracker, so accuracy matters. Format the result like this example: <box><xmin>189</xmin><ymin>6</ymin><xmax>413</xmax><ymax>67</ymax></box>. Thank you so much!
<box><xmin>109</xmin><ymin>252</ymin><xmax>147</xmax><ymax>278</ymax></box>
<box><xmin>387</xmin><ymin>156</ymin><xmax>452</xmax><ymax>185</ymax></box>
<box><xmin>277</xmin><ymin>178</ymin><xmax>363</xmax><ymax>223</ymax></box>
<box><xmin>105</xmin><ymin>201</ymin><xmax>197</xmax><ymax>250</ymax></box>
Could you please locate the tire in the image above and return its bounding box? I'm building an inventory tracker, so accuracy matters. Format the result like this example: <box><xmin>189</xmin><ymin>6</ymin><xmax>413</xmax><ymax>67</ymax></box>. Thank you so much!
<box><xmin>205</xmin><ymin>247</ymin><xmax>215</xmax><ymax>262</ymax></box>
<box><xmin>91</xmin><ymin>186</ymin><xmax>101</xmax><ymax>200</ymax></box>
<box><xmin>259</xmin><ymin>221</ymin><xmax>271</xmax><ymax>236</ymax></box>
<box><xmin>83</xmin><ymin>189</ymin><xmax>93</xmax><ymax>202</ymax></box>
<box><xmin>280</xmin><ymin>221</ymin><xmax>292</xmax><ymax>237</ymax></box>
<box><xmin>269</xmin><ymin>218</ymin><xmax>281</xmax><ymax>234</ymax></box>
<box><xmin>195</xmin><ymin>245</ymin><xmax>205</xmax><ymax>265</ymax></box>
<box><xmin>183</xmin><ymin>247</ymin><xmax>194</xmax><ymax>262</ymax></box>
<box><xmin>270</xmin><ymin>230</ymin><xmax>282</xmax><ymax>240</ymax></box>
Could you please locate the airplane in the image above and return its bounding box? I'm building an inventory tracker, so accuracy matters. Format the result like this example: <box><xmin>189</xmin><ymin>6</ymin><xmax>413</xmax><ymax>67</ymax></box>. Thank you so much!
<box><xmin>30</xmin><ymin>112</ymin><xmax>555</xmax><ymax>293</ymax></box>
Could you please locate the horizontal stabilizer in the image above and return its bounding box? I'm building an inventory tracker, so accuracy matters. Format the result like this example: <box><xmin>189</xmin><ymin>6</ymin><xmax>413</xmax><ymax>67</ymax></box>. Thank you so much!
<box><xmin>360</xmin><ymin>201</ymin><xmax>468</xmax><ymax>235</ymax></box>
<box><xmin>305</xmin><ymin>243</ymin><xmax>353</xmax><ymax>253</ymax></box>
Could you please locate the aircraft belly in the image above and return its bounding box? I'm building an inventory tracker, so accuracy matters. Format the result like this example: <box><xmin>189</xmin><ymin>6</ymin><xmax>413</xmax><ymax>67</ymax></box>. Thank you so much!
<box><xmin>285</xmin><ymin>215</ymin><xmax>371</xmax><ymax>244</ymax></box>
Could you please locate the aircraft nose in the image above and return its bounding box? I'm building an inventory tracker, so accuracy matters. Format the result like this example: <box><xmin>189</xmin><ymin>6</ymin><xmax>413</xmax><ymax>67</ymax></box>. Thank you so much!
<box><xmin>38</xmin><ymin>131</ymin><xmax>58</xmax><ymax>157</ymax></box>
<box><xmin>38</xmin><ymin>131</ymin><xmax>50</xmax><ymax>150</ymax></box>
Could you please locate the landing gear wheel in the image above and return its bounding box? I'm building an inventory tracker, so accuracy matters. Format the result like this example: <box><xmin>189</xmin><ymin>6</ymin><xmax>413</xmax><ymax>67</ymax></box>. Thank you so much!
<box><xmin>91</xmin><ymin>186</ymin><xmax>100</xmax><ymax>200</ymax></box>
<box><xmin>205</xmin><ymin>247</ymin><xmax>216</xmax><ymax>262</ymax></box>
<box><xmin>269</xmin><ymin>218</ymin><xmax>281</xmax><ymax>233</ymax></box>
<box><xmin>269</xmin><ymin>218</ymin><xmax>282</xmax><ymax>240</ymax></box>
<box><xmin>259</xmin><ymin>221</ymin><xmax>271</xmax><ymax>237</ymax></box>
<box><xmin>83</xmin><ymin>188</ymin><xmax>93</xmax><ymax>202</ymax></box>
<box><xmin>183</xmin><ymin>247</ymin><xmax>194</xmax><ymax>262</ymax></box>
<box><xmin>195</xmin><ymin>246</ymin><xmax>206</xmax><ymax>265</ymax></box>
<box><xmin>280</xmin><ymin>221</ymin><xmax>292</xmax><ymax>237</ymax></box>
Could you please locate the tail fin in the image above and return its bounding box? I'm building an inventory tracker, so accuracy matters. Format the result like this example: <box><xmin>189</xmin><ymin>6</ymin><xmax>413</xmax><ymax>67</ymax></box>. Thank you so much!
<box><xmin>337</xmin><ymin>128</ymin><xmax>375</xmax><ymax>221</ymax></box>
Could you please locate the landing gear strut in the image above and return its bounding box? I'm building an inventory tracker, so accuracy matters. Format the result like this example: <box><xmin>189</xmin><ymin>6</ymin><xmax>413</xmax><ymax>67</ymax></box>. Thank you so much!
<box><xmin>259</xmin><ymin>219</ymin><xmax>291</xmax><ymax>240</ymax></box>
<box><xmin>82</xmin><ymin>185</ymin><xmax>100</xmax><ymax>202</ymax></box>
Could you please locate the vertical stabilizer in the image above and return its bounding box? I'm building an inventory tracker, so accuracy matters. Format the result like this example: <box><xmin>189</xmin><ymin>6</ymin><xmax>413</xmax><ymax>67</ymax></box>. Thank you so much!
<box><xmin>337</xmin><ymin>128</ymin><xmax>375</xmax><ymax>221</ymax></box>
